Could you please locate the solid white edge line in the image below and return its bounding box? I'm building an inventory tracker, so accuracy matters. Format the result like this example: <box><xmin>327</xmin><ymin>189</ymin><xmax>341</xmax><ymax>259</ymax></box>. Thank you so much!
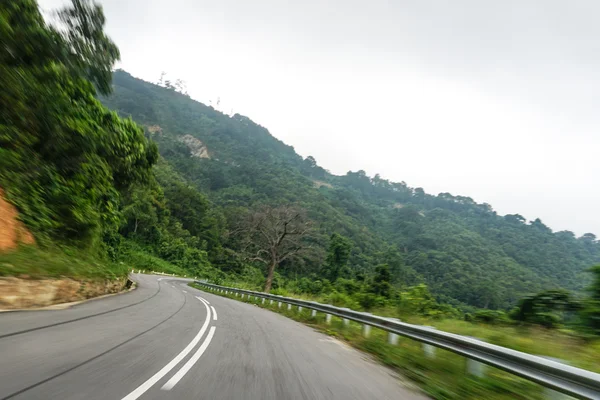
<box><xmin>161</xmin><ymin>326</ymin><xmax>217</xmax><ymax>390</ymax></box>
<box><xmin>120</xmin><ymin>298</ymin><xmax>211</xmax><ymax>400</ymax></box>
<box><xmin>211</xmin><ymin>306</ymin><xmax>217</xmax><ymax>321</ymax></box>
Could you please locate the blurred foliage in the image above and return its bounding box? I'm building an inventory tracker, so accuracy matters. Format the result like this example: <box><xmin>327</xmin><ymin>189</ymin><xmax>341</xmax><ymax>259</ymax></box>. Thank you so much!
<box><xmin>0</xmin><ymin>0</ymin><xmax>156</xmax><ymax>249</ymax></box>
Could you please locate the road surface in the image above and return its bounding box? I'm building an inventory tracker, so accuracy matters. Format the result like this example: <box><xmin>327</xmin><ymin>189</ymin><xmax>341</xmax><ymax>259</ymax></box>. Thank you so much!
<box><xmin>0</xmin><ymin>274</ymin><xmax>426</xmax><ymax>399</ymax></box>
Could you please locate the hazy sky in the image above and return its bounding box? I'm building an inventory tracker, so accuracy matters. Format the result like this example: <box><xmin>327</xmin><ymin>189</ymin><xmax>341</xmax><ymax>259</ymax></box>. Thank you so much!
<box><xmin>41</xmin><ymin>0</ymin><xmax>599</xmax><ymax>235</ymax></box>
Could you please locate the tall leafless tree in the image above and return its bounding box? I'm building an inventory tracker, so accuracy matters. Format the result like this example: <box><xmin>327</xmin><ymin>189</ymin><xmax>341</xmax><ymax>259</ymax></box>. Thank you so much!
<box><xmin>238</xmin><ymin>205</ymin><xmax>312</xmax><ymax>292</ymax></box>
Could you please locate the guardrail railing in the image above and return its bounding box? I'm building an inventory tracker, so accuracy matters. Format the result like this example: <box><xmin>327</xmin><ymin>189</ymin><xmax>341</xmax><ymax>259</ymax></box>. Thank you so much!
<box><xmin>194</xmin><ymin>281</ymin><xmax>600</xmax><ymax>400</ymax></box>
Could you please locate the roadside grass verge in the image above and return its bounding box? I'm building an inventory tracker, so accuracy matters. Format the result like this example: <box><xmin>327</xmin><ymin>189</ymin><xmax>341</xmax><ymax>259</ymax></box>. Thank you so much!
<box><xmin>191</xmin><ymin>283</ymin><xmax>599</xmax><ymax>400</ymax></box>
<box><xmin>0</xmin><ymin>242</ymin><xmax>188</xmax><ymax>281</ymax></box>
<box><xmin>0</xmin><ymin>245</ymin><xmax>128</xmax><ymax>280</ymax></box>
<box><xmin>119</xmin><ymin>244</ymin><xmax>188</xmax><ymax>277</ymax></box>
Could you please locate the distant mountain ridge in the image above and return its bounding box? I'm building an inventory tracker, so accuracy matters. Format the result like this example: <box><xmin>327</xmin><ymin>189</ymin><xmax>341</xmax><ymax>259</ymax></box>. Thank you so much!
<box><xmin>100</xmin><ymin>70</ymin><xmax>600</xmax><ymax>309</ymax></box>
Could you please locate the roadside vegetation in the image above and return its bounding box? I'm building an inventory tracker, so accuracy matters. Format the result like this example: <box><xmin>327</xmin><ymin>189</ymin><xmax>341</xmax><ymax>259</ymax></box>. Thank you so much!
<box><xmin>192</xmin><ymin>281</ymin><xmax>600</xmax><ymax>400</ymax></box>
<box><xmin>0</xmin><ymin>245</ymin><xmax>128</xmax><ymax>280</ymax></box>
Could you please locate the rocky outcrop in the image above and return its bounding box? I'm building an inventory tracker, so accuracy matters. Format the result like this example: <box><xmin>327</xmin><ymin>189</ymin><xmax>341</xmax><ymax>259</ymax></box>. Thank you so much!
<box><xmin>313</xmin><ymin>180</ymin><xmax>333</xmax><ymax>189</ymax></box>
<box><xmin>0</xmin><ymin>277</ymin><xmax>130</xmax><ymax>310</ymax></box>
<box><xmin>179</xmin><ymin>134</ymin><xmax>210</xmax><ymax>158</ymax></box>
<box><xmin>147</xmin><ymin>125</ymin><xmax>163</xmax><ymax>135</ymax></box>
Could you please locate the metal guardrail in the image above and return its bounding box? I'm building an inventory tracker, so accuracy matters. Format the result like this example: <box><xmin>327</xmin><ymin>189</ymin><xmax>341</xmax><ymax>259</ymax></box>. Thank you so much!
<box><xmin>194</xmin><ymin>281</ymin><xmax>600</xmax><ymax>400</ymax></box>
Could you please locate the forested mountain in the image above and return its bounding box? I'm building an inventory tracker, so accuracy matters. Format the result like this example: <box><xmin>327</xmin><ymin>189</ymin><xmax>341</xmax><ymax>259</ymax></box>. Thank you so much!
<box><xmin>100</xmin><ymin>70</ymin><xmax>600</xmax><ymax>310</ymax></box>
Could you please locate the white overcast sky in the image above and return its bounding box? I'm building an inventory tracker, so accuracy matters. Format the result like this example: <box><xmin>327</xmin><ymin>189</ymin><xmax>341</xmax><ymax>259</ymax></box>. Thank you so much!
<box><xmin>40</xmin><ymin>0</ymin><xmax>599</xmax><ymax>236</ymax></box>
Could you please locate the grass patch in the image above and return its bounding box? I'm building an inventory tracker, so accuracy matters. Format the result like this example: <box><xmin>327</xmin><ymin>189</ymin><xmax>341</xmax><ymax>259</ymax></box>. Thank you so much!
<box><xmin>0</xmin><ymin>245</ymin><xmax>128</xmax><ymax>280</ymax></box>
<box><xmin>119</xmin><ymin>246</ymin><xmax>188</xmax><ymax>277</ymax></box>
<box><xmin>0</xmin><ymin>242</ymin><xmax>188</xmax><ymax>281</ymax></box>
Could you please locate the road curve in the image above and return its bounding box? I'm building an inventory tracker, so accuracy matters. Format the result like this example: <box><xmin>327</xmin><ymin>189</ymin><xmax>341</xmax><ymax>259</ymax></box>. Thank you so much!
<box><xmin>0</xmin><ymin>274</ymin><xmax>426</xmax><ymax>399</ymax></box>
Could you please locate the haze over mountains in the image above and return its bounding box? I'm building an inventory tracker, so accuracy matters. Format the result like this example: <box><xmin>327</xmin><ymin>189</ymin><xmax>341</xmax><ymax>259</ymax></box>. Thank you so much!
<box><xmin>100</xmin><ymin>70</ymin><xmax>600</xmax><ymax>310</ymax></box>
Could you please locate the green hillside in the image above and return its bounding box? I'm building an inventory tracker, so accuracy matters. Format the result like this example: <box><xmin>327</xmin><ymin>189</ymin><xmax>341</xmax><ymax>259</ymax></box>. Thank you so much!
<box><xmin>101</xmin><ymin>70</ymin><xmax>600</xmax><ymax>309</ymax></box>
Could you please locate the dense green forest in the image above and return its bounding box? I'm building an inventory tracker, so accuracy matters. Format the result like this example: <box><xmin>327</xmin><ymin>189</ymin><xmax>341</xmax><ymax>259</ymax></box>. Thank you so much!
<box><xmin>100</xmin><ymin>69</ymin><xmax>600</xmax><ymax>311</ymax></box>
<box><xmin>2</xmin><ymin>0</ymin><xmax>599</xmax><ymax>332</ymax></box>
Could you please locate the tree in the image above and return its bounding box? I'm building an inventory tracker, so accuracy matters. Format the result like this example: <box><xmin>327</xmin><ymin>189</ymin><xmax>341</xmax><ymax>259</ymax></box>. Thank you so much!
<box><xmin>370</xmin><ymin>263</ymin><xmax>392</xmax><ymax>298</ymax></box>
<box><xmin>322</xmin><ymin>233</ymin><xmax>352</xmax><ymax>281</ymax></box>
<box><xmin>582</xmin><ymin>233</ymin><xmax>597</xmax><ymax>242</ymax></box>
<box><xmin>579</xmin><ymin>265</ymin><xmax>600</xmax><ymax>334</ymax></box>
<box><xmin>512</xmin><ymin>289</ymin><xmax>580</xmax><ymax>328</ymax></box>
<box><xmin>504</xmin><ymin>214</ymin><xmax>526</xmax><ymax>224</ymax></box>
<box><xmin>238</xmin><ymin>205</ymin><xmax>312</xmax><ymax>292</ymax></box>
<box><xmin>57</xmin><ymin>0</ymin><xmax>120</xmax><ymax>95</ymax></box>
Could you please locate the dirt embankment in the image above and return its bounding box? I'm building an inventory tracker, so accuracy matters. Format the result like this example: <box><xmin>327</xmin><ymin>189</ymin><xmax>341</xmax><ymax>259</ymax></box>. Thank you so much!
<box><xmin>0</xmin><ymin>277</ymin><xmax>130</xmax><ymax>310</ymax></box>
<box><xmin>0</xmin><ymin>188</ymin><xmax>35</xmax><ymax>251</ymax></box>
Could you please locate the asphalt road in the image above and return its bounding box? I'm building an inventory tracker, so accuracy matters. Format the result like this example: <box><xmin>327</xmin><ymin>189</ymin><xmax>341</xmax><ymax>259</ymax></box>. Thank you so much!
<box><xmin>0</xmin><ymin>274</ymin><xmax>426</xmax><ymax>399</ymax></box>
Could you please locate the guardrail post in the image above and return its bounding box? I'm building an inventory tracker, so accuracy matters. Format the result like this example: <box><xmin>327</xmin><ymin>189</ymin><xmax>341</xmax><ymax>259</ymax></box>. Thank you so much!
<box><xmin>241</xmin><ymin>294</ymin><xmax>245</xmax><ymax>299</ymax></box>
<box><xmin>343</xmin><ymin>318</ymin><xmax>349</xmax><ymax>327</ymax></box>
<box><xmin>422</xmin><ymin>326</ymin><xmax>436</xmax><ymax>359</ymax></box>
<box><xmin>466</xmin><ymin>358</ymin><xmax>485</xmax><ymax>378</ymax></box>
<box><xmin>262</xmin><ymin>298</ymin><xmax>265</xmax><ymax>304</ymax></box>
<box><xmin>362</xmin><ymin>324</ymin><xmax>371</xmax><ymax>338</ymax></box>
<box><xmin>325</xmin><ymin>314</ymin><xmax>332</xmax><ymax>324</ymax></box>
<box><xmin>287</xmin><ymin>304</ymin><xmax>292</xmax><ymax>311</ymax></box>
<box><xmin>385</xmin><ymin>318</ymin><xmax>401</xmax><ymax>345</ymax></box>
<box><xmin>311</xmin><ymin>310</ymin><xmax>317</xmax><ymax>317</ymax></box>
<box><xmin>270</xmin><ymin>300</ymin><xmax>273</xmax><ymax>305</ymax></box>
<box><xmin>422</xmin><ymin>343</ymin><xmax>436</xmax><ymax>359</ymax></box>
<box><xmin>465</xmin><ymin>336</ymin><xmax>487</xmax><ymax>378</ymax></box>
<box><xmin>298</xmin><ymin>306</ymin><xmax>303</xmax><ymax>313</ymax></box>
<box><xmin>278</xmin><ymin>301</ymin><xmax>282</xmax><ymax>308</ymax></box>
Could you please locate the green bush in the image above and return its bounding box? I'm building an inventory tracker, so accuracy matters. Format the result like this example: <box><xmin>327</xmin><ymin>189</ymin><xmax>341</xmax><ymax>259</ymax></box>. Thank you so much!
<box><xmin>270</xmin><ymin>287</ymin><xmax>289</xmax><ymax>296</ymax></box>
<box><xmin>323</xmin><ymin>291</ymin><xmax>360</xmax><ymax>309</ymax></box>
<box><xmin>472</xmin><ymin>310</ymin><xmax>508</xmax><ymax>325</ymax></box>
<box><xmin>334</xmin><ymin>278</ymin><xmax>361</xmax><ymax>295</ymax></box>
<box><xmin>355</xmin><ymin>292</ymin><xmax>387</xmax><ymax>311</ymax></box>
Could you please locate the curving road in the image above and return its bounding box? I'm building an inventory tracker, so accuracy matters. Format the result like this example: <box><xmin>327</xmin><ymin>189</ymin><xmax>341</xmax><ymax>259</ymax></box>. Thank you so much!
<box><xmin>0</xmin><ymin>274</ymin><xmax>426</xmax><ymax>399</ymax></box>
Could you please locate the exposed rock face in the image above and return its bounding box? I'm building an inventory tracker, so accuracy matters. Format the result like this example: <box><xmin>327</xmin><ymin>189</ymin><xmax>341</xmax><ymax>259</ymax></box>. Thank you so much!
<box><xmin>0</xmin><ymin>277</ymin><xmax>129</xmax><ymax>310</ymax></box>
<box><xmin>147</xmin><ymin>125</ymin><xmax>163</xmax><ymax>135</ymax></box>
<box><xmin>0</xmin><ymin>188</ymin><xmax>35</xmax><ymax>251</ymax></box>
<box><xmin>179</xmin><ymin>134</ymin><xmax>210</xmax><ymax>158</ymax></box>
<box><xmin>313</xmin><ymin>180</ymin><xmax>333</xmax><ymax>189</ymax></box>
